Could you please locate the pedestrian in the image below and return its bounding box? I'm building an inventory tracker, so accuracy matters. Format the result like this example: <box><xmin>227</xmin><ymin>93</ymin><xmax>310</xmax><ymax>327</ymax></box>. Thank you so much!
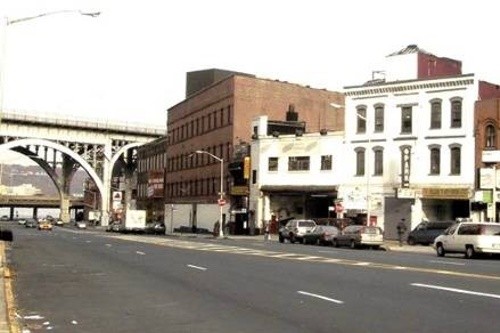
<box><xmin>396</xmin><ymin>218</ymin><xmax>407</xmax><ymax>246</ymax></box>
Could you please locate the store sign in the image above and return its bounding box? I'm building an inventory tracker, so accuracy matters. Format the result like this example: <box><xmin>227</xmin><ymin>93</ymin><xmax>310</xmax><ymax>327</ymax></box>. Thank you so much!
<box><xmin>422</xmin><ymin>188</ymin><xmax>470</xmax><ymax>200</ymax></box>
<box><xmin>396</xmin><ymin>188</ymin><xmax>416</xmax><ymax>199</ymax></box>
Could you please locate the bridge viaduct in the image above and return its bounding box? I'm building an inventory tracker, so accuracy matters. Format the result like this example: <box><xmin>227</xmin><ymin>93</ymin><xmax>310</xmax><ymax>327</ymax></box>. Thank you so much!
<box><xmin>0</xmin><ymin>110</ymin><xmax>165</xmax><ymax>225</ymax></box>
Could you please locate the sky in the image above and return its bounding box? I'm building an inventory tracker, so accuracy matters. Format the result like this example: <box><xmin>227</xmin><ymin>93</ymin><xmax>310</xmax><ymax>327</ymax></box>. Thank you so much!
<box><xmin>1</xmin><ymin>0</ymin><xmax>500</xmax><ymax>164</ymax></box>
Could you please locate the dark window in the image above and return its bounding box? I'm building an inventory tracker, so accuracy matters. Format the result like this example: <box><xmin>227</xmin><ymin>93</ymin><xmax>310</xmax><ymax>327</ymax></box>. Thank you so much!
<box><xmin>374</xmin><ymin>105</ymin><xmax>384</xmax><ymax>132</ymax></box>
<box><xmin>356</xmin><ymin>149</ymin><xmax>365</xmax><ymax>176</ymax></box>
<box><xmin>450</xmin><ymin>146</ymin><xmax>461</xmax><ymax>175</ymax></box>
<box><xmin>321</xmin><ymin>155</ymin><xmax>332</xmax><ymax>170</ymax></box>
<box><xmin>401</xmin><ymin>106</ymin><xmax>412</xmax><ymax>133</ymax></box>
<box><xmin>374</xmin><ymin>149</ymin><xmax>383</xmax><ymax>175</ymax></box>
<box><xmin>451</xmin><ymin>99</ymin><xmax>462</xmax><ymax>128</ymax></box>
<box><xmin>485</xmin><ymin>124</ymin><xmax>496</xmax><ymax>148</ymax></box>
<box><xmin>430</xmin><ymin>100</ymin><xmax>442</xmax><ymax>129</ymax></box>
<box><xmin>252</xmin><ymin>170</ymin><xmax>257</xmax><ymax>184</ymax></box>
<box><xmin>430</xmin><ymin>147</ymin><xmax>440</xmax><ymax>175</ymax></box>
<box><xmin>227</xmin><ymin>105</ymin><xmax>232</xmax><ymax>124</ymax></box>
<box><xmin>288</xmin><ymin>156</ymin><xmax>310</xmax><ymax>171</ymax></box>
<box><xmin>268</xmin><ymin>157</ymin><xmax>278</xmax><ymax>171</ymax></box>
<box><xmin>356</xmin><ymin>107</ymin><xmax>367</xmax><ymax>133</ymax></box>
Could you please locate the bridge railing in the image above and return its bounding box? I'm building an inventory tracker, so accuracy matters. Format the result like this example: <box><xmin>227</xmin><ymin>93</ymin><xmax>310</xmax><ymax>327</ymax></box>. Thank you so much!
<box><xmin>1</xmin><ymin>110</ymin><xmax>166</xmax><ymax>135</ymax></box>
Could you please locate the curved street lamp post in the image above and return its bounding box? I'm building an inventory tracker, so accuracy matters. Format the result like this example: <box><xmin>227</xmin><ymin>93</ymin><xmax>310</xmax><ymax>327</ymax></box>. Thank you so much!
<box><xmin>193</xmin><ymin>150</ymin><xmax>225</xmax><ymax>237</ymax></box>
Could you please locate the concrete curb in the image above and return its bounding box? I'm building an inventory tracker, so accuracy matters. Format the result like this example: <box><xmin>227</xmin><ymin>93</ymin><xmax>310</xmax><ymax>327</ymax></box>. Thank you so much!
<box><xmin>1</xmin><ymin>241</ymin><xmax>20</xmax><ymax>333</ymax></box>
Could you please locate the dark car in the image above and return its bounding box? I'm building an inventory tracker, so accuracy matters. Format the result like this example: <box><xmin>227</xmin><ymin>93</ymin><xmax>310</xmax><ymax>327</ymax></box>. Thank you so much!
<box><xmin>25</xmin><ymin>219</ymin><xmax>37</xmax><ymax>228</ymax></box>
<box><xmin>145</xmin><ymin>222</ymin><xmax>166</xmax><ymax>235</ymax></box>
<box><xmin>302</xmin><ymin>225</ymin><xmax>340</xmax><ymax>245</ymax></box>
<box><xmin>407</xmin><ymin>221</ymin><xmax>454</xmax><ymax>245</ymax></box>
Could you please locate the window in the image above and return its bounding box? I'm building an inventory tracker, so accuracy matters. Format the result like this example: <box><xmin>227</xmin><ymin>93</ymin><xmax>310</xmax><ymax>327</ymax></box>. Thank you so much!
<box><xmin>356</xmin><ymin>106</ymin><xmax>367</xmax><ymax>133</ymax></box>
<box><xmin>252</xmin><ymin>170</ymin><xmax>257</xmax><ymax>184</ymax></box>
<box><xmin>485</xmin><ymin>124</ymin><xmax>496</xmax><ymax>148</ymax></box>
<box><xmin>374</xmin><ymin>105</ymin><xmax>384</xmax><ymax>132</ymax></box>
<box><xmin>268</xmin><ymin>157</ymin><xmax>278</xmax><ymax>171</ymax></box>
<box><xmin>430</xmin><ymin>99</ymin><xmax>442</xmax><ymax>129</ymax></box>
<box><xmin>450</xmin><ymin>146</ymin><xmax>461</xmax><ymax>175</ymax></box>
<box><xmin>288</xmin><ymin>156</ymin><xmax>310</xmax><ymax>171</ymax></box>
<box><xmin>320</xmin><ymin>155</ymin><xmax>332</xmax><ymax>170</ymax></box>
<box><xmin>430</xmin><ymin>147</ymin><xmax>440</xmax><ymax>175</ymax></box>
<box><xmin>451</xmin><ymin>98</ymin><xmax>462</xmax><ymax>128</ymax></box>
<box><xmin>401</xmin><ymin>106</ymin><xmax>412</xmax><ymax>133</ymax></box>
<box><xmin>374</xmin><ymin>148</ymin><xmax>383</xmax><ymax>175</ymax></box>
<box><xmin>355</xmin><ymin>149</ymin><xmax>365</xmax><ymax>176</ymax></box>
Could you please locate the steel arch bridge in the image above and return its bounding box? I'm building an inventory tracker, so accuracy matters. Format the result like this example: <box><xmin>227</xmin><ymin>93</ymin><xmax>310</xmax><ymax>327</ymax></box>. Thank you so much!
<box><xmin>0</xmin><ymin>111</ymin><xmax>165</xmax><ymax>225</ymax></box>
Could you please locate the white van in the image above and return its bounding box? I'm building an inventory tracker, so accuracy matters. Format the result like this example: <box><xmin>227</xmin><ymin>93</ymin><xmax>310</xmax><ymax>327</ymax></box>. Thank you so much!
<box><xmin>433</xmin><ymin>222</ymin><xmax>500</xmax><ymax>258</ymax></box>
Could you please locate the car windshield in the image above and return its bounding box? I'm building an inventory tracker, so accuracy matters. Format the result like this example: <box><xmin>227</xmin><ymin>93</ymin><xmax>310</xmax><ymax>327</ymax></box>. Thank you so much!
<box><xmin>362</xmin><ymin>227</ymin><xmax>382</xmax><ymax>234</ymax></box>
<box><xmin>298</xmin><ymin>221</ymin><xmax>316</xmax><ymax>227</ymax></box>
<box><xmin>481</xmin><ymin>225</ymin><xmax>500</xmax><ymax>235</ymax></box>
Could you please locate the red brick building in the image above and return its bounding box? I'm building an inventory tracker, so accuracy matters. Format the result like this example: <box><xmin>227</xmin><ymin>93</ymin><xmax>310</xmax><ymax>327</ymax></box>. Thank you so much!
<box><xmin>165</xmin><ymin>69</ymin><xmax>344</xmax><ymax>233</ymax></box>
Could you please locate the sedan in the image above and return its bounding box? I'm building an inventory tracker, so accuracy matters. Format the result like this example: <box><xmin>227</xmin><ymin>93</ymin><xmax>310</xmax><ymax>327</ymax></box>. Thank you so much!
<box><xmin>302</xmin><ymin>225</ymin><xmax>340</xmax><ymax>245</ymax></box>
<box><xmin>38</xmin><ymin>221</ymin><xmax>53</xmax><ymax>231</ymax></box>
<box><xmin>333</xmin><ymin>225</ymin><xmax>384</xmax><ymax>249</ymax></box>
<box><xmin>25</xmin><ymin>219</ymin><xmax>37</xmax><ymax>228</ymax></box>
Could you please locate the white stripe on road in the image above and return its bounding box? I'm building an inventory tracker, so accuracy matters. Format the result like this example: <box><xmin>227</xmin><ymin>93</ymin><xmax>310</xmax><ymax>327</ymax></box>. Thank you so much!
<box><xmin>187</xmin><ymin>264</ymin><xmax>207</xmax><ymax>271</ymax></box>
<box><xmin>136</xmin><ymin>251</ymin><xmax>146</xmax><ymax>255</ymax></box>
<box><xmin>411</xmin><ymin>283</ymin><xmax>500</xmax><ymax>300</ymax></box>
<box><xmin>297</xmin><ymin>291</ymin><xmax>344</xmax><ymax>304</ymax></box>
<box><xmin>105</xmin><ymin>244</ymin><xmax>112</xmax><ymax>247</ymax></box>
<box><xmin>429</xmin><ymin>260</ymin><xmax>465</xmax><ymax>266</ymax></box>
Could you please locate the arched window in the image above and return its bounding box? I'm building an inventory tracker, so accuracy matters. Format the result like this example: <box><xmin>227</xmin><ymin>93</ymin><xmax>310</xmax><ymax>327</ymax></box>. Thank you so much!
<box><xmin>356</xmin><ymin>106</ymin><xmax>367</xmax><ymax>134</ymax></box>
<box><xmin>374</xmin><ymin>104</ymin><xmax>384</xmax><ymax>132</ymax></box>
<box><xmin>430</xmin><ymin>99</ymin><xmax>442</xmax><ymax>129</ymax></box>
<box><xmin>450</xmin><ymin>145</ymin><xmax>461</xmax><ymax>175</ymax></box>
<box><xmin>485</xmin><ymin>124</ymin><xmax>496</xmax><ymax>148</ymax></box>
<box><xmin>374</xmin><ymin>147</ymin><xmax>384</xmax><ymax>175</ymax></box>
<box><xmin>429</xmin><ymin>146</ymin><xmax>440</xmax><ymax>175</ymax></box>
<box><xmin>450</xmin><ymin>97</ymin><xmax>462</xmax><ymax>128</ymax></box>
<box><xmin>355</xmin><ymin>148</ymin><xmax>365</xmax><ymax>176</ymax></box>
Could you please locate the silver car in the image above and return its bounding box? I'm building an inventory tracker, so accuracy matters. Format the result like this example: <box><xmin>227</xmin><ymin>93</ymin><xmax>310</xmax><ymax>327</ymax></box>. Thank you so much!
<box><xmin>278</xmin><ymin>219</ymin><xmax>317</xmax><ymax>244</ymax></box>
<box><xmin>333</xmin><ymin>225</ymin><xmax>384</xmax><ymax>249</ymax></box>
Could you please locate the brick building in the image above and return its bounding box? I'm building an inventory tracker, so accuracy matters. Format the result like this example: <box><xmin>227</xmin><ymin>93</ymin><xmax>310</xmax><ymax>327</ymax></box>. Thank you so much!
<box><xmin>165</xmin><ymin>69</ymin><xmax>344</xmax><ymax>234</ymax></box>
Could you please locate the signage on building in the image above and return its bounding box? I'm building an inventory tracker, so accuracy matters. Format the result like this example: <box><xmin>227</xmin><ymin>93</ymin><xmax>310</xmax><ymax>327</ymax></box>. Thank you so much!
<box><xmin>421</xmin><ymin>188</ymin><xmax>470</xmax><ymax>200</ymax></box>
<box><xmin>243</xmin><ymin>157</ymin><xmax>251</xmax><ymax>179</ymax></box>
<box><xmin>112</xmin><ymin>191</ymin><xmax>122</xmax><ymax>201</ymax></box>
<box><xmin>482</xmin><ymin>150</ymin><xmax>500</xmax><ymax>163</ymax></box>
<box><xmin>400</xmin><ymin>146</ymin><xmax>411</xmax><ymax>188</ymax></box>
<box><xmin>396</xmin><ymin>188</ymin><xmax>416</xmax><ymax>199</ymax></box>
<box><xmin>148</xmin><ymin>170</ymin><xmax>164</xmax><ymax>198</ymax></box>
<box><xmin>230</xmin><ymin>186</ymin><xmax>249</xmax><ymax>196</ymax></box>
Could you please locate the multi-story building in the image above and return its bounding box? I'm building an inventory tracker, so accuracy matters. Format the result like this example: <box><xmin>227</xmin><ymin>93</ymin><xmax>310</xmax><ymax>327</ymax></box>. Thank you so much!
<box><xmin>249</xmin><ymin>115</ymin><xmax>345</xmax><ymax>233</ymax></box>
<box><xmin>136</xmin><ymin>136</ymin><xmax>168</xmax><ymax>222</ymax></box>
<box><xmin>165</xmin><ymin>69</ymin><xmax>344</xmax><ymax>234</ymax></box>
<box><xmin>340</xmin><ymin>44</ymin><xmax>500</xmax><ymax>239</ymax></box>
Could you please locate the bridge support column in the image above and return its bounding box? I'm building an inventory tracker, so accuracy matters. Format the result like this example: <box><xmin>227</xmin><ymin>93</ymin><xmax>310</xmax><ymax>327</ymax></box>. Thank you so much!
<box><xmin>100</xmin><ymin>143</ymin><xmax>112</xmax><ymax>227</ymax></box>
<box><xmin>33</xmin><ymin>207</ymin><xmax>38</xmax><ymax>220</ymax></box>
<box><xmin>59</xmin><ymin>155</ymin><xmax>77</xmax><ymax>223</ymax></box>
<box><xmin>60</xmin><ymin>196</ymin><xmax>71</xmax><ymax>223</ymax></box>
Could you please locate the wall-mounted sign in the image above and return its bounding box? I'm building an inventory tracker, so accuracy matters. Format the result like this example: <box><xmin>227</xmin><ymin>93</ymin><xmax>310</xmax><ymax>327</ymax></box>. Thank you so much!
<box><xmin>422</xmin><ymin>188</ymin><xmax>470</xmax><ymax>200</ymax></box>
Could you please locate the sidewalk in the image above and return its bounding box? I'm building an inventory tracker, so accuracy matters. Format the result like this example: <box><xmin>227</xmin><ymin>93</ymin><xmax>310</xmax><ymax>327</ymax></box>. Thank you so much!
<box><xmin>165</xmin><ymin>232</ymin><xmax>435</xmax><ymax>254</ymax></box>
<box><xmin>1</xmin><ymin>241</ymin><xmax>16</xmax><ymax>333</ymax></box>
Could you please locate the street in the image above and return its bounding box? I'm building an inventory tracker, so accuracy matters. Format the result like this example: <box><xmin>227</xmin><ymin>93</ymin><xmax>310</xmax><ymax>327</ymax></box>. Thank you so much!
<box><xmin>7</xmin><ymin>223</ymin><xmax>500</xmax><ymax>333</ymax></box>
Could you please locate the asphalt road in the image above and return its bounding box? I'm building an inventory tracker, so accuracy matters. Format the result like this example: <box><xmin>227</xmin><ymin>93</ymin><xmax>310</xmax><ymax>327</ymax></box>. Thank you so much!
<box><xmin>8</xmin><ymin>224</ymin><xmax>500</xmax><ymax>333</ymax></box>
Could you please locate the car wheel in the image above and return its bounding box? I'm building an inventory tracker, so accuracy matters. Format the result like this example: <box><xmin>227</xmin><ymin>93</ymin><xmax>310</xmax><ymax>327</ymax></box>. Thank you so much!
<box><xmin>349</xmin><ymin>240</ymin><xmax>356</xmax><ymax>249</ymax></box>
<box><xmin>278</xmin><ymin>234</ymin><xmax>284</xmax><ymax>243</ymax></box>
<box><xmin>407</xmin><ymin>237</ymin><xmax>416</xmax><ymax>246</ymax></box>
<box><xmin>332</xmin><ymin>239</ymin><xmax>339</xmax><ymax>248</ymax></box>
<box><xmin>436</xmin><ymin>243</ymin><xmax>445</xmax><ymax>257</ymax></box>
<box><xmin>465</xmin><ymin>246</ymin><xmax>475</xmax><ymax>259</ymax></box>
<box><xmin>289</xmin><ymin>234</ymin><xmax>296</xmax><ymax>244</ymax></box>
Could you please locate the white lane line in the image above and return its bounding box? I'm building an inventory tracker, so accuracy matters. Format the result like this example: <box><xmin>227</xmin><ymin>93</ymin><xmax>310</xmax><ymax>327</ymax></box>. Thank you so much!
<box><xmin>411</xmin><ymin>283</ymin><xmax>500</xmax><ymax>300</ymax></box>
<box><xmin>429</xmin><ymin>260</ymin><xmax>465</xmax><ymax>266</ymax></box>
<box><xmin>187</xmin><ymin>264</ymin><xmax>207</xmax><ymax>271</ymax></box>
<box><xmin>136</xmin><ymin>251</ymin><xmax>146</xmax><ymax>255</ymax></box>
<box><xmin>297</xmin><ymin>291</ymin><xmax>344</xmax><ymax>304</ymax></box>
<box><xmin>105</xmin><ymin>244</ymin><xmax>112</xmax><ymax>247</ymax></box>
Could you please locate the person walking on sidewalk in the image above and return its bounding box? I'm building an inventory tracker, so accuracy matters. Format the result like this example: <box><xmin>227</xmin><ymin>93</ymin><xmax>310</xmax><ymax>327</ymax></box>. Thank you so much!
<box><xmin>396</xmin><ymin>219</ymin><xmax>407</xmax><ymax>246</ymax></box>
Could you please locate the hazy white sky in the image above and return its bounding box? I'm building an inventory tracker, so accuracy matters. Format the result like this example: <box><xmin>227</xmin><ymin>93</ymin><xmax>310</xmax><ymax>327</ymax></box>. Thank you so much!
<box><xmin>1</xmin><ymin>0</ymin><xmax>500</xmax><ymax>127</ymax></box>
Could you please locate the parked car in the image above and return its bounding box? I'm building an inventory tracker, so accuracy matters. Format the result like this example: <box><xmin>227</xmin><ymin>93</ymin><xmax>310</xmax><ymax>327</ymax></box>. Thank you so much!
<box><xmin>17</xmin><ymin>218</ymin><xmax>27</xmax><ymax>225</ymax></box>
<box><xmin>302</xmin><ymin>225</ymin><xmax>340</xmax><ymax>245</ymax></box>
<box><xmin>278</xmin><ymin>219</ymin><xmax>317</xmax><ymax>244</ymax></box>
<box><xmin>55</xmin><ymin>219</ymin><xmax>64</xmax><ymax>226</ymax></box>
<box><xmin>433</xmin><ymin>222</ymin><xmax>500</xmax><ymax>258</ymax></box>
<box><xmin>0</xmin><ymin>215</ymin><xmax>9</xmax><ymax>221</ymax></box>
<box><xmin>333</xmin><ymin>225</ymin><xmax>384</xmax><ymax>249</ymax></box>
<box><xmin>38</xmin><ymin>221</ymin><xmax>53</xmax><ymax>231</ymax></box>
<box><xmin>25</xmin><ymin>219</ymin><xmax>37</xmax><ymax>228</ymax></box>
<box><xmin>76</xmin><ymin>221</ymin><xmax>87</xmax><ymax>230</ymax></box>
<box><xmin>407</xmin><ymin>221</ymin><xmax>454</xmax><ymax>245</ymax></box>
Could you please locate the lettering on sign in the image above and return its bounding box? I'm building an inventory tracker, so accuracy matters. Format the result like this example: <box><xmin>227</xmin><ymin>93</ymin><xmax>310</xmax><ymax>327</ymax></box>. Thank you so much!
<box><xmin>422</xmin><ymin>188</ymin><xmax>470</xmax><ymax>200</ymax></box>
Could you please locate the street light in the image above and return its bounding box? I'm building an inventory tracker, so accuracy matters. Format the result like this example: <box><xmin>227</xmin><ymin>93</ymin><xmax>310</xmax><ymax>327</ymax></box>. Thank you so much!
<box><xmin>0</xmin><ymin>9</ymin><xmax>100</xmax><ymax>121</ymax></box>
<box><xmin>330</xmin><ymin>102</ymin><xmax>372</xmax><ymax>225</ymax></box>
<box><xmin>192</xmin><ymin>150</ymin><xmax>225</xmax><ymax>237</ymax></box>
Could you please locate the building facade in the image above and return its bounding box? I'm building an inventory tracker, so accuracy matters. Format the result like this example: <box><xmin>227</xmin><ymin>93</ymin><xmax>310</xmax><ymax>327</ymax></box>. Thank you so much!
<box><xmin>341</xmin><ymin>44</ymin><xmax>500</xmax><ymax>239</ymax></box>
<box><xmin>165</xmin><ymin>69</ymin><xmax>344</xmax><ymax>234</ymax></box>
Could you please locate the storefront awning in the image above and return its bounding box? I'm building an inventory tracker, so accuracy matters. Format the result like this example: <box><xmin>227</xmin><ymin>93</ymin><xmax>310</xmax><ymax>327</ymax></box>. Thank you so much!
<box><xmin>260</xmin><ymin>185</ymin><xmax>338</xmax><ymax>195</ymax></box>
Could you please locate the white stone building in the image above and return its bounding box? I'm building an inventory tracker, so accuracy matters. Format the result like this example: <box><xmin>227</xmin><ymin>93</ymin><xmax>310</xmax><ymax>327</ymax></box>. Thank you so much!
<box><xmin>249</xmin><ymin>116</ymin><xmax>345</xmax><ymax>232</ymax></box>
<box><xmin>341</xmin><ymin>45</ymin><xmax>478</xmax><ymax>239</ymax></box>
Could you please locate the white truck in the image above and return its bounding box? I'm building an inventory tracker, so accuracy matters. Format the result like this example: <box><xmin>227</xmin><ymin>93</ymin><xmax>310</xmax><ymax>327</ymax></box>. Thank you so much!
<box><xmin>124</xmin><ymin>210</ymin><xmax>147</xmax><ymax>234</ymax></box>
